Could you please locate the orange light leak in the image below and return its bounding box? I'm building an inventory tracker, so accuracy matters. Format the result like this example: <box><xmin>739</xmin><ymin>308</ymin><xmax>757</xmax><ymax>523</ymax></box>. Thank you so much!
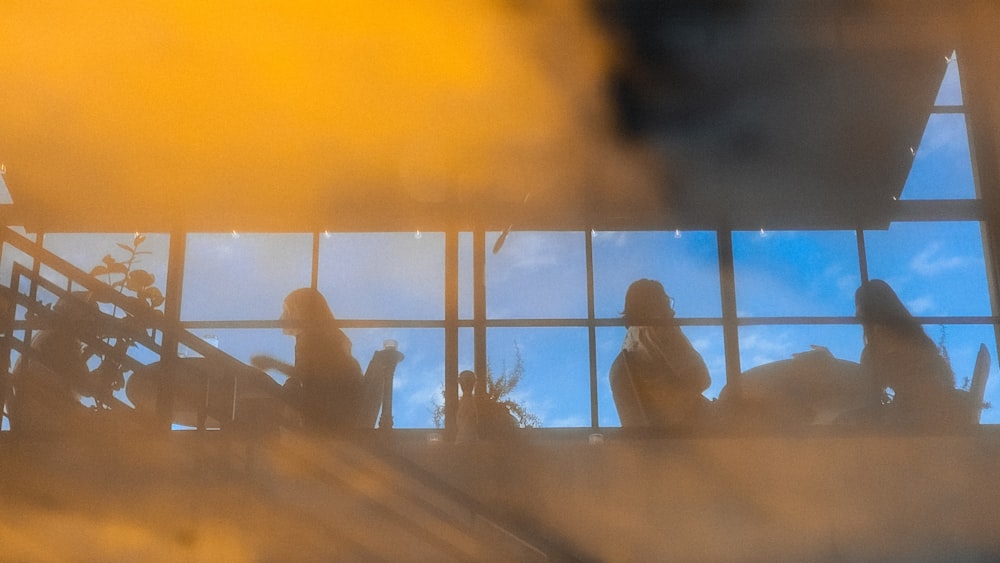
<box><xmin>0</xmin><ymin>1</ymin><xmax>651</xmax><ymax>228</ymax></box>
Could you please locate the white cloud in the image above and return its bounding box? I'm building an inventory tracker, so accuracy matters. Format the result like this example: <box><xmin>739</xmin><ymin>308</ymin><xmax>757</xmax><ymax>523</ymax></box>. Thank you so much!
<box><xmin>910</xmin><ymin>241</ymin><xmax>970</xmax><ymax>276</ymax></box>
<box><xmin>905</xmin><ymin>295</ymin><xmax>935</xmax><ymax>315</ymax></box>
<box><xmin>739</xmin><ymin>330</ymin><xmax>796</xmax><ymax>367</ymax></box>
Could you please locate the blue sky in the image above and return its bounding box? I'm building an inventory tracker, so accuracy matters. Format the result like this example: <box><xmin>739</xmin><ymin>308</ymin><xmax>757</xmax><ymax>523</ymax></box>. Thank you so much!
<box><xmin>3</xmin><ymin>53</ymin><xmax>997</xmax><ymax>430</ymax></box>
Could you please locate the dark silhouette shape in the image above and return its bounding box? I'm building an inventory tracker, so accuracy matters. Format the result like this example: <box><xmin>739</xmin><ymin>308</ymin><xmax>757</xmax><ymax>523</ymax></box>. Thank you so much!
<box><xmin>126</xmin><ymin>356</ymin><xmax>284</xmax><ymax>431</ymax></box>
<box><xmin>609</xmin><ymin>279</ymin><xmax>710</xmax><ymax>428</ymax></box>
<box><xmin>7</xmin><ymin>293</ymin><xmax>107</xmax><ymax>436</ymax></box>
<box><xmin>843</xmin><ymin>279</ymin><xmax>966</xmax><ymax>429</ymax></box>
<box><xmin>718</xmin><ymin>345</ymin><xmax>866</xmax><ymax>429</ymax></box>
<box><xmin>454</xmin><ymin>370</ymin><xmax>479</xmax><ymax>444</ymax></box>
<box><xmin>251</xmin><ymin>288</ymin><xmax>363</xmax><ymax>434</ymax></box>
<box><xmin>357</xmin><ymin>340</ymin><xmax>404</xmax><ymax>429</ymax></box>
<box><xmin>965</xmin><ymin>343</ymin><xmax>991</xmax><ymax>424</ymax></box>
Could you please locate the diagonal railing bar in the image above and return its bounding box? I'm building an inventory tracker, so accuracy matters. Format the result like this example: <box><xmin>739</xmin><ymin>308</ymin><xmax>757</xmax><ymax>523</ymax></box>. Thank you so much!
<box><xmin>9</xmin><ymin>263</ymin><xmax>163</xmax><ymax>354</ymax></box>
<box><xmin>0</xmin><ymin>227</ymin><xmax>245</xmax><ymax>362</ymax></box>
<box><xmin>0</xmin><ymin>227</ymin><xmax>266</xmax><ymax>428</ymax></box>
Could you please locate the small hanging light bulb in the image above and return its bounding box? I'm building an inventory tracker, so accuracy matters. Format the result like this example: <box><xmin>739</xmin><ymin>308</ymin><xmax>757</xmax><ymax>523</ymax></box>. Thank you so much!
<box><xmin>414</xmin><ymin>230</ymin><xmax>422</xmax><ymax>239</ymax></box>
<box><xmin>759</xmin><ymin>228</ymin><xmax>767</xmax><ymax>237</ymax></box>
<box><xmin>323</xmin><ymin>230</ymin><xmax>331</xmax><ymax>239</ymax></box>
<box><xmin>674</xmin><ymin>229</ymin><xmax>681</xmax><ymax>239</ymax></box>
<box><xmin>231</xmin><ymin>230</ymin><xmax>240</xmax><ymax>239</ymax></box>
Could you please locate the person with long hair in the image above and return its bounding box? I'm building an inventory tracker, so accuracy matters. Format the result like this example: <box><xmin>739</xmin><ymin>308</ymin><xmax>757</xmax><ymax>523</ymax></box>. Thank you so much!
<box><xmin>251</xmin><ymin>288</ymin><xmax>363</xmax><ymax>433</ymax></box>
<box><xmin>851</xmin><ymin>279</ymin><xmax>962</xmax><ymax>428</ymax></box>
<box><xmin>609</xmin><ymin>279</ymin><xmax>711</xmax><ymax>428</ymax></box>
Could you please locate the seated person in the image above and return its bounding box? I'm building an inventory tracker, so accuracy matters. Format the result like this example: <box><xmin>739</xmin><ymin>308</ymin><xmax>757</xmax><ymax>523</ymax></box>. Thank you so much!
<box><xmin>844</xmin><ymin>279</ymin><xmax>966</xmax><ymax>429</ymax></box>
<box><xmin>251</xmin><ymin>288</ymin><xmax>363</xmax><ymax>433</ymax></box>
<box><xmin>609</xmin><ymin>279</ymin><xmax>711</xmax><ymax>428</ymax></box>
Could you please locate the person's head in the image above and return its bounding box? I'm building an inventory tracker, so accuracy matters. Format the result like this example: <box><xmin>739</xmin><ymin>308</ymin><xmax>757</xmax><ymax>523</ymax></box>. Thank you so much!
<box><xmin>623</xmin><ymin>279</ymin><xmax>675</xmax><ymax>327</ymax></box>
<box><xmin>855</xmin><ymin>279</ymin><xmax>912</xmax><ymax>326</ymax></box>
<box><xmin>281</xmin><ymin>288</ymin><xmax>335</xmax><ymax>335</ymax></box>
<box><xmin>855</xmin><ymin>279</ymin><xmax>929</xmax><ymax>343</ymax></box>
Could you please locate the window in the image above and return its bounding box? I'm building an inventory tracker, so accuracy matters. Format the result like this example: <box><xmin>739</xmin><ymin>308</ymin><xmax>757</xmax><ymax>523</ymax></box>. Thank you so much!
<box><xmin>733</xmin><ymin>230</ymin><xmax>860</xmax><ymax>318</ymax></box>
<box><xmin>486</xmin><ymin>231</ymin><xmax>587</xmax><ymax>319</ymax></box>
<box><xmin>592</xmin><ymin>230</ymin><xmax>720</xmax><ymax>319</ymax></box>
<box><xmin>319</xmin><ymin>232</ymin><xmax>445</xmax><ymax>321</ymax></box>
<box><xmin>182</xmin><ymin>233</ymin><xmax>311</xmax><ymax>321</ymax></box>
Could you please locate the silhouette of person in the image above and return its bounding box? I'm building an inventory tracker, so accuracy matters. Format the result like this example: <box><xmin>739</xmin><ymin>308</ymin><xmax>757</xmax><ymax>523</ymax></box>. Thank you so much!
<box><xmin>847</xmin><ymin>279</ymin><xmax>964</xmax><ymax>429</ymax></box>
<box><xmin>7</xmin><ymin>293</ymin><xmax>105</xmax><ymax>436</ymax></box>
<box><xmin>609</xmin><ymin>279</ymin><xmax>710</xmax><ymax>428</ymax></box>
<box><xmin>454</xmin><ymin>370</ymin><xmax>479</xmax><ymax>444</ymax></box>
<box><xmin>251</xmin><ymin>288</ymin><xmax>363</xmax><ymax>433</ymax></box>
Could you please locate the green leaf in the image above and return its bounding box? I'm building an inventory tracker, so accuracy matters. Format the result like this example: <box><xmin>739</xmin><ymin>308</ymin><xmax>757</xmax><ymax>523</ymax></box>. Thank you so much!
<box><xmin>108</xmin><ymin>262</ymin><xmax>128</xmax><ymax>275</ymax></box>
<box><xmin>116</xmin><ymin>243</ymin><xmax>133</xmax><ymax>253</ymax></box>
<box><xmin>90</xmin><ymin>265</ymin><xmax>108</xmax><ymax>276</ymax></box>
<box><xmin>102</xmin><ymin>254</ymin><xmax>116</xmax><ymax>265</ymax></box>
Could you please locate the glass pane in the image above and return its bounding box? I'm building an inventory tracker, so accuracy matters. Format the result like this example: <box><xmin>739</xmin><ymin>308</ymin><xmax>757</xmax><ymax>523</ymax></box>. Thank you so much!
<box><xmin>1</xmin><ymin>230</ymin><xmax>37</xmax><ymax>297</ymax></box>
<box><xmin>183</xmin><ymin>233</ymin><xmax>312</xmax><ymax>321</ymax></box>
<box><xmin>733</xmin><ymin>230</ymin><xmax>861</xmax><ymax>317</ymax></box>
<box><xmin>738</xmin><ymin>325</ymin><xmax>863</xmax><ymax>371</ymax></box>
<box><xmin>0</xmin><ymin>169</ymin><xmax>12</xmax><ymax>204</ymax></box>
<box><xmin>596</xmin><ymin>325</ymin><xmax>725</xmax><ymax>428</ymax></box>
<box><xmin>865</xmin><ymin>222</ymin><xmax>991</xmax><ymax>316</ymax></box>
<box><xmin>318</xmin><ymin>232</ymin><xmax>444</xmax><ymax>320</ymax></box>
<box><xmin>486</xmin><ymin>231</ymin><xmax>587</xmax><ymax>319</ymax></box>
<box><xmin>488</xmin><ymin>327</ymin><xmax>590</xmax><ymax>427</ymax></box>
<box><xmin>459</xmin><ymin>232</ymin><xmax>473</xmax><ymax>320</ymax></box>
<box><xmin>933</xmin><ymin>324</ymin><xmax>998</xmax><ymax>424</ymax></box>
<box><xmin>934</xmin><ymin>52</ymin><xmax>962</xmax><ymax>106</ymax></box>
<box><xmin>44</xmin><ymin>233</ymin><xmax>170</xmax><ymax>317</ymax></box>
<box><xmin>593</xmin><ymin>230</ymin><xmax>721</xmax><ymax>318</ymax></box>
<box><xmin>344</xmin><ymin>328</ymin><xmax>443</xmax><ymax>429</ymax></box>
<box><xmin>900</xmin><ymin>113</ymin><xmax>975</xmax><ymax>200</ymax></box>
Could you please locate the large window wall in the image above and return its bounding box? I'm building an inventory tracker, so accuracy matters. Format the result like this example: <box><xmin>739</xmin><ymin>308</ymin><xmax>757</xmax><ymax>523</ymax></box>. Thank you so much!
<box><xmin>5</xmin><ymin>53</ymin><xmax>996</xmax><ymax>431</ymax></box>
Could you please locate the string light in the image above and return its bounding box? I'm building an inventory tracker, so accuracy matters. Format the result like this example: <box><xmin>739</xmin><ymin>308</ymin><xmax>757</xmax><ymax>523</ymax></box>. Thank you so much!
<box><xmin>759</xmin><ymin>228</ymin><xmax>767</xmax><ymax>237</ymax></box>
<box><xmin>414</xmin><ymin>230</ymin><xmax>422</xmax><ymax>239</ymax></box>
<box><xmin>231</xmin><ymin>230</ymin><xmax>240</xmax><ymax>239</ymax></box>
<box><xmin>674</xmin><ymin>229</ymin><xmax>681</xmax><ymax>239</ymax></box>
<box><xmin>323</xmin><ymin>230</ymin><xmax>331</xmax><ymax>239</ymax></box>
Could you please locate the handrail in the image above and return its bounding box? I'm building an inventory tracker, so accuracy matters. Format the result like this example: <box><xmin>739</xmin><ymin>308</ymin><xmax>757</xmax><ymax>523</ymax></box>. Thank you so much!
<box><xmin>0</xmin><ymin>227</ymin><xmax>249</xmax><ymax>364</ymax></box>
<box><xmin>0</xmin><ymin>227</ymin><xmax>266</xmax><ymax>428</ymax></box>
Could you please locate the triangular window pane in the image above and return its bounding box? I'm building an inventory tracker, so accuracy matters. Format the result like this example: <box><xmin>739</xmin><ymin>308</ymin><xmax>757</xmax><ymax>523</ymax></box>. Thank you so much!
<box><xmin>0</xmin><ymin>170</ymin><xmax>12</xmax><ymax>204</ymax></box>
<box><xmin>900</xmin><ymin>113</ymin><xmax>975</xmax><ymax>200</ymax></box>
<box><xmin>935</xmin><ymin>51</ymin><xmax>963</xmax><ymax>106</ymax></box>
